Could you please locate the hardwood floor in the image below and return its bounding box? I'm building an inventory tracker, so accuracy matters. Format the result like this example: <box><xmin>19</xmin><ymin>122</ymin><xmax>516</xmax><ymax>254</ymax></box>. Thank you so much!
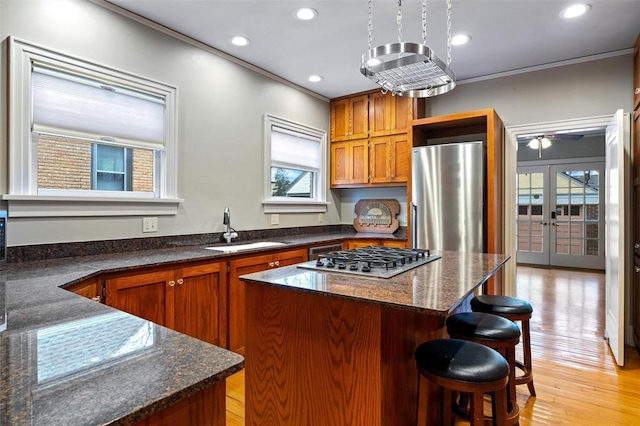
<box><xmin>225</xmin><ymin>265</ymin><xmax>640</xmax><ymax>425</ymax></box>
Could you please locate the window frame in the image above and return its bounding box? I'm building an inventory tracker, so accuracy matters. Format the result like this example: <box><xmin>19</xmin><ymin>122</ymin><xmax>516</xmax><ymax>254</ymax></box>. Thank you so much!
<box><xmin>4</xmin><ymin>37</ymin><xmax>181</xmax><ymax>217</ymax></box>
<box><xmin>262</xmin><ymin>114</ymin><xmax>328</xmax><ymax>213</ymax></box>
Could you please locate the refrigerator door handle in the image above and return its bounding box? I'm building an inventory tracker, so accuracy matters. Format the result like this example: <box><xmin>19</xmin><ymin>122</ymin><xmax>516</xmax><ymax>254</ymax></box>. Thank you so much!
<box><xmin>411</xmin><ymin>202</ymin><xmax>418</xmax><ymax>248</ymax></box>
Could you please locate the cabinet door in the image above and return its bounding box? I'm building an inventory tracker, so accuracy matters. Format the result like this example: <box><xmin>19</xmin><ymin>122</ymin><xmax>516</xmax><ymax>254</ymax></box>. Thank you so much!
<box><xmin>390</xmin><ymin>95</ymin><xmax>413</xmax><ymax>135</ymax></box>
<box><xmin>105</xmin><ymin>270</ymin><xmax>174</xmax><ymax>327</ymax></box>
<box><xmin>350</xmin><ymin>95</ymin><xmax>370</xmax><ymax>140</ymax></box>
<box><xmin>351</xmin><ymin>139</ymin><xmax>369</xmax><ymax>184</ymax></box>
<box><xmin>330</xmin><ymin>99</ymin><xmax>351</xmax><ymax>142</ymax></box>
<box><xmin>634</xmin><ymin>113</ymin><xmax>640</xmax><ymax>257</ymax></box>
<box><xmin>273</xmin><ymin>249</ymin><xmax>307</xmax><ymax>267</ymax></box>
<box><xmin>66</xmin><ymin>277</ymin><xmax>101</xmax><ymax>301</ymax></box>
<box><xmin>228</xmin><ymin>254</ymin><xmax>272</xmax><ymax>354</ymax></box>
<box><xmin>389</xmin><ymin>133</ymin><xmax>410</xmax><ymax>183</ymax></box>
<box><xmin>369</xmin><ymin>92</ymin><xmax>391</xmax><ymax>138</ymax></box>
<box><xmin>347</xmin><ymin>240</ymin><xmax>381</xmax><ymax>249</ymax></box>
<box><xmin>634</xmin><ymin>34</ymin><xmax>639</xmax><ymax>110</ymax></box>
<box><xmin>369</xmin><ymin>137</ymin><xmax>390</xmax><ymax>183</ymax></box>
<box><xmin>382</xmin><ymin>240</ymin><xmax>407</xmax><ymax>248</ymax></box>
<box><xmin>174</xmin><ymin>263</ymin><xmax>225</xmax><ymax>345</ymax></box>
<box><xmin>330</xmin><ymin>141</ymin><xmax>351</xmax><ymax>185</ymax></box>
<box><xmin>634</xmin><ymin>256</ymin><xmax>640</xmax><ymax>348</ymax></box>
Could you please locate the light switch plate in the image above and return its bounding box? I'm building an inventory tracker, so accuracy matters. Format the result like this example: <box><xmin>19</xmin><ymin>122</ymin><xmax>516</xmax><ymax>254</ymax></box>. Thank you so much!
<box><xmin>143</xmin><ymin>217</ymin><xmax>158</xmax><ymax>233</ymax></box>
<box><xmin>271</xmin><ymin>214</ymin><xmax>279</xmax><ymax>225</ymax></box>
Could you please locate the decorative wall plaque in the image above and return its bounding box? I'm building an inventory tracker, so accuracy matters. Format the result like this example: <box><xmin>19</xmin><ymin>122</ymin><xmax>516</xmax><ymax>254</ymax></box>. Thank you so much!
<box><xmin>353</xmin><ymin>199</ymin><xmax>400</xmax><ymax>234</ymax></box>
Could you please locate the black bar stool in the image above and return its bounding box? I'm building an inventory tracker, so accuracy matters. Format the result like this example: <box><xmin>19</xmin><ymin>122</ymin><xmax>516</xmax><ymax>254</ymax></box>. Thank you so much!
<box><xmin>470</xmin><ymin>295</ymin><xmax>536</xmax><ymax>396</ymax></box>
<box><xmin>415</xmin><ymin>338</ymin><xmax>510</xmax><ymax>426</ymax></box>
<box><xmin>446</xmin><ymin>312</ymin><xmax>521</xmax><ymax>425</ymax></box>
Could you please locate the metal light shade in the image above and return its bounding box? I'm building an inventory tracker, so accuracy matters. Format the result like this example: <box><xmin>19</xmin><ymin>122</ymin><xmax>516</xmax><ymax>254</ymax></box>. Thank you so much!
<box><xmin>360</xmin><ymin>42</ymin><xmax>456</xmax><ymax>97</ymax></box>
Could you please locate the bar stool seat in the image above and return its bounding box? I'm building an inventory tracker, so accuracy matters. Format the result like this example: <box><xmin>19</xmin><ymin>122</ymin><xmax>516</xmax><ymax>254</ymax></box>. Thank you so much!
<box><xmin>415</xmin><ymin>338</ymin><xmax>510</xmax><ymax>426</ymax></box>
<box><xmin>446</xmin><ymin>312</ymin><xmax>520</xmax><ymax>425</ymax></box>
<box><xmin>471</xmin><ymin>295</ymin><xmax>536</xmax><ymax>397</ymax></box>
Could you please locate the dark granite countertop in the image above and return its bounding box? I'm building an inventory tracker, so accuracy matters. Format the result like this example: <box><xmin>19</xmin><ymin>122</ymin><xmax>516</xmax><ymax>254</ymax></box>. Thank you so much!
<box><xmin>240</xmin><ymin>251</ymin><xmax>511</xmax><ymax>315</ymax></box>
<box><xmin>0</xmin><ymin>231</ymin><xmax>371</xmax><ymax>425</ymax></box>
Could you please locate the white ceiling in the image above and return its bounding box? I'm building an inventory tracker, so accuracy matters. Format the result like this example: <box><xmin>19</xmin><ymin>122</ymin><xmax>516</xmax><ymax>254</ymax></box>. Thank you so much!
<box><xmin>105</xmin><ymin>0</ymin><xmax>640</xmax><ymax>100</ymax></box>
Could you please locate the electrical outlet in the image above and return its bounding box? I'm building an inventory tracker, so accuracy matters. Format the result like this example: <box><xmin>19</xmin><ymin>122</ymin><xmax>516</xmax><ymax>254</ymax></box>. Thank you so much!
<box><xmin>143</xmin><ymin>217</ymin><xmax>158</xmax><ymax>233</ymax></box>
<box><xmin>271</xmin><ymin>214</ymin><xmax>279</xmax><ymax>225</ymax></box>
<box><xmin>318</xmin><ymin>213</ymin><xmax>324</xmax><ymax>223</ymax></box>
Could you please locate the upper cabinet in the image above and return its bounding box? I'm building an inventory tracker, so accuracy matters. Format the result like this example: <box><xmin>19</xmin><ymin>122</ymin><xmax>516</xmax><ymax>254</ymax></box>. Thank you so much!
<box><xmin>330</xmin><ymin>91</ymin><xmax>419</xmax><ymax>188</ymax></box>
<box><xmin>330</xmin><ymin>95</ymin><xmax>369</xmax><ymax>141</ymax></box>
<box><xmin>368</xmin><ymin>91</ymin><xmax>413</xmax><ymax>137</ymax></box>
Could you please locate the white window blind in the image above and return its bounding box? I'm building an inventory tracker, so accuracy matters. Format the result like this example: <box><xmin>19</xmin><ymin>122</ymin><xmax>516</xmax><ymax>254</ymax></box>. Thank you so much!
<box><xmin>32</xmin><ymin>65</ymin><xmax>165</xmax><ymax>150</ymax></box>
<box><xmin>271</xmin><ymin>126</ymin><xmax>321</xmax><ymax>170</ymax></box>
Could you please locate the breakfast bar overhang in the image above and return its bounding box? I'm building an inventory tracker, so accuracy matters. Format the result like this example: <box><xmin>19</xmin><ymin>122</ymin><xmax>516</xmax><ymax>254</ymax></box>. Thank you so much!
<box><xmin>240</xmin><ymin>250</ymin><xmax>510</xmax><ymax>425</ymax></box>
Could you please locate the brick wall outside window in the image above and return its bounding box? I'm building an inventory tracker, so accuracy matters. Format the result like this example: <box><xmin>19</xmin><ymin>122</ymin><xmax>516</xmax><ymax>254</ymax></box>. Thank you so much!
<box><xmin>37</xmin><ymin>134</ymin><xmax>154</xmax><ymax>192</ymax></box>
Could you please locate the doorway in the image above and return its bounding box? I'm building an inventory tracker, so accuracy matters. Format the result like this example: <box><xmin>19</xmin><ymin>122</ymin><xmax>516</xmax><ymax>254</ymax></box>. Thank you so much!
<box><xmin>516</xmin><ymin>161</ymin><xmax>605</xmax><ymax>269</ymax></box>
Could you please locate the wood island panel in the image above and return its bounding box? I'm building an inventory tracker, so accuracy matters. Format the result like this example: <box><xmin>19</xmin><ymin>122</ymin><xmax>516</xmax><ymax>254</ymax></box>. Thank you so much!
<box><xmin>241</xmin><ymin>251</ymin><xmax>510</xmax><ymax>425</ymax></box>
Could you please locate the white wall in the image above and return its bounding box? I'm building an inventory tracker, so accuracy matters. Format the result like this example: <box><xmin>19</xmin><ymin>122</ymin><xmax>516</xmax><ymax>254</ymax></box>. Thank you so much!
<box><xmin>427</xmin><ymin>54</ymin><xmax>634</xmax><ymax>127</ymax></box>
<box><xmin>0</xmin><ymin>1</ymin><xmax>634</xmax><ymax>247</ymax></box>
<box><xmin>0</xmin><ymin>0</ymin><xmax>337</xmax><ymax>246</ymax></box>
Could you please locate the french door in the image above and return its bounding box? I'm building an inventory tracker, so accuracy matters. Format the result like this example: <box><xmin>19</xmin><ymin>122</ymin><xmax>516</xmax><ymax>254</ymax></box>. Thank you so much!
<box><xmin>517</xmin><ymin>161</ymin><xmax>605</xmax><ymax>269</ymax></box>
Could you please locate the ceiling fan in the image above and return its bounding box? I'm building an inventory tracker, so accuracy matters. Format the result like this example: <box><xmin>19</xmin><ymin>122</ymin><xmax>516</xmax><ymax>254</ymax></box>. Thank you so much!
<box><xmin>517</xmin><ymin>132</ymin><xmax>583</xmax><ymax>158</ymax></box>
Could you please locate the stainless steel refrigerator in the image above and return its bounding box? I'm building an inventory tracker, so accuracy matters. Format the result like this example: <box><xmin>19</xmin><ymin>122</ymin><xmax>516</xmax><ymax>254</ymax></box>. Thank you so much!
<box><xmin>411</xmin><ymin>142</ymin><xmax>485</xmax><ymax>252</ymax></box>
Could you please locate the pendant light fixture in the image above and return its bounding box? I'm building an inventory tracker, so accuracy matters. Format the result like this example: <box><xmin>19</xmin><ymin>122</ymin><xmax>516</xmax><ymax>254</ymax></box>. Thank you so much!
<box><xmin>360</xmin><ymin>0</ymin><xmax>456</xmax><ymax>98</ymax></box>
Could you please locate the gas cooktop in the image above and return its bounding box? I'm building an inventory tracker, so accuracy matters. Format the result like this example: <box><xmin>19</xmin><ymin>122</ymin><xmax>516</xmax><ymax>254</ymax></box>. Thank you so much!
<box><xmin>297</xmin><ymin>246</ymin><xmax>441</xmax><ymax>279</ymax></box>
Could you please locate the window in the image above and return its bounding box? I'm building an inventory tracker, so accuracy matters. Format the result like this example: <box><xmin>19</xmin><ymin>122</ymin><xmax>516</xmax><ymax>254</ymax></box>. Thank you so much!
<box><xmin>5</xmin><ymin>37</ymin><xmax>180</xmax><ymax>217</ymax></box>
<box><xmin>263</xmin><ymin>114</ymin><xmax>328</xmax><ymax>213</ymax></box>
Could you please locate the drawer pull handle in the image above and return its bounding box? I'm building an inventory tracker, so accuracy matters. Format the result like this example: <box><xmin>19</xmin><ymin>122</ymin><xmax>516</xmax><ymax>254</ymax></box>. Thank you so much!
<box><xmin>269</xmin><ymin>262</ymin><xmax>275</xmax><ymax>267</ymax></box>
<box><xmin>274</xmin><ymin>260</ymin><xmax>280</xmax><ymax>267</ymax></box>
<box><xmin>177</xmin><ymin>278</ymin><xmax>184</xmax><ymax>285</ymax></box>
<box><xmin>169</xmin><ymin>280</ymin><xmax>175</xmax><ymax>287</ymax></box>
<box><xmin>91</xmin><ymin>296</ymin><xmax>101</xmax><ymax>302</ymax></box>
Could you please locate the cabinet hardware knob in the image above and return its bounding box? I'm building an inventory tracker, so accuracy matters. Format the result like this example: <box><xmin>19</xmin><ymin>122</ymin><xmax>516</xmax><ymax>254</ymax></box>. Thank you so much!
<box><xmin>274</xmin><ymin>260</ymin><xmax>280</xmax><ymax>267</ymax></box>
<box><xmin>635</xmin><ymin>242</ymin><xmax>640</xmax><ymax>249</ymax></box>
<box><xmin>169</xmin><ymin>280</ymin><xmax>175</xmax><ymax>287</ymax></box>
<box><xmin>269</xmin><ymin>262</ymin><xmax>275</xmax><ymax>267</ymax></box>
<box><xmin>91</xmin><ymin>296</ymin><xmax>101</xmax><ymax>302</ymax></box>
<box><xmin>635</xmin><ymin>88</ymin><xmax>640</xmax><ymax>95</ymax></box>
<box><xmin>635</xmin><ymin>266</ymin><xmax>640</xmax><ymax>273</ymax></box>
<box><xmin>177</xmin><ymin>278</ymin><xmax>184</xmax><ymax>285</ymax></box>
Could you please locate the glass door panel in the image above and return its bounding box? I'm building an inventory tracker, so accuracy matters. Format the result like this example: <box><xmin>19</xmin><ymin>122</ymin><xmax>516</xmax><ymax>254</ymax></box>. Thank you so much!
<box><xmin>549</xmin><ymin>164</ymin><xmax>605</xmax><ymax>269</ymax></box>
<box><xmin>516</xmin><ymin>166</ymin><xmax>549</xmax><ymax>265</ymax></box>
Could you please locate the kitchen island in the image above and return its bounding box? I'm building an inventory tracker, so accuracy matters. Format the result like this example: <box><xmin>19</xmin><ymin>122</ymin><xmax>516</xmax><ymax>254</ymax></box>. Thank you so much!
<box><xmin>240</xmin><ymin>250</ymin><xmax>510</xmax><ymax>426</ymax></box>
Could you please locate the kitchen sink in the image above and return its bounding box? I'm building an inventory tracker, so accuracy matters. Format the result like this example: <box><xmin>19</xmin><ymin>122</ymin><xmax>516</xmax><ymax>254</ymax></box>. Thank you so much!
<box><xmin>205</xmin><ymin>241</ymin><xmax>286</xmax><ymax>253</ymax></box>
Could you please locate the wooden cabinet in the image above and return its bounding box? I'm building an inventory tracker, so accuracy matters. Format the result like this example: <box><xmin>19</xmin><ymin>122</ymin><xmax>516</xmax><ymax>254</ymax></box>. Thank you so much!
<box><xmin>330</xmin><ymin>91</ymin><xmax>417</xmax><ymax>188</ymax></box>
<box><xmin>410</xmin><ymin>109</ymin><xmax>504</xmax><ymax>293</ymax></box>
<box><xmin>227</xmin><ymin>249</ymin><xmax>307</xmax><ymax>354</ymax></box>
<box><xmin>105</xmin><ymin>262</ymin><xmax>225</xmax><ymax>345</ymax></box>
<box><xmin>634</xmin><ymin>33</ymin><xmax>640</xmax><ymax>111</ymax></box>
<box><xmin>369</xmin><ymin>134</ymin><xmax>410</xmax><ymax>184</ymax></box>
<box><xmin>65</xmin><ymin>277</ymin><xmax>101</xmax><ymax>302</ymax></box>
<box><xmin>330</xmin><ymin>139</ymin><xmax>369</xmax><ymax>185</ymax></box>
<box><xmin>330</xmin><ymin>95</ymin><xmax>369</xmax><ymax>141</ymax></box>
<box><xmin>369</xmin><ymin>92</ymin><xmax>413</xmax><ymax>137</ymax></box>
<box><xmin>346</xmin><ymin>239</ymin><xmax>407</xmax><ymax>249</ymax></box>
<box><xmin>634</xmin><ymin>256</ymin><xmax>640</xmax><ymax>349</ymax></box>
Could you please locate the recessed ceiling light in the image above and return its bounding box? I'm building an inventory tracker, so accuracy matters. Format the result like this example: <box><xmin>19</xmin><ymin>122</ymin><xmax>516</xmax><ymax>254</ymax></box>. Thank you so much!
<box><xmin>560</xmin><ymin>4</ymin><xmax>591</xmax><ymax>19</ymax></box>
<box><xmin>230</xmin><ymin>36</ymin><xmax>250</xmax><ymax>47</ymax></box>
<box><xmin>296</xmin><ymin>8</ymin><xmax>317</xmax><ymax>21</ymax></box>
<box><xmin>308</xmin><ymin>75</ymin><xmax>323</xmax><ymax>82</ymax></box>
<box><xmin>451</xmin><ymin>34</ymin><xmax>471</xmax><ymax>46</ymax></box>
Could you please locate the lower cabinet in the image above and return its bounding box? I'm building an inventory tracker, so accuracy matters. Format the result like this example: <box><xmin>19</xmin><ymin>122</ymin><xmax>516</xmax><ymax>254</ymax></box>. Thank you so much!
<box><xmin>104</xmin><ymin>262</ymin><xmax>224</xmax><ymax>345</ymax></box>
<box><xmin>65</xmin><ymin>277</ymin><xmax>101</xmax><ymax>302</ymax></box>
<box><xmin>346</xmin><ymin>239</ymin><xmax>407</xmax><ymax>249</ymax></box>
<box><xmin>227</xmin><ymin>249</ymin><xmax>307</xmax><ymax>355</ymax></box>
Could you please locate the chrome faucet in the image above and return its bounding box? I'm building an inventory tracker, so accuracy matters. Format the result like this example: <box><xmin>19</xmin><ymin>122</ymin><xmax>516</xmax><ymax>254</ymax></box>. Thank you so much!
<box><xmin>222</xmin><ymin>207</ymin><xmax>238</xmax><ymax>243</ymax></box>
